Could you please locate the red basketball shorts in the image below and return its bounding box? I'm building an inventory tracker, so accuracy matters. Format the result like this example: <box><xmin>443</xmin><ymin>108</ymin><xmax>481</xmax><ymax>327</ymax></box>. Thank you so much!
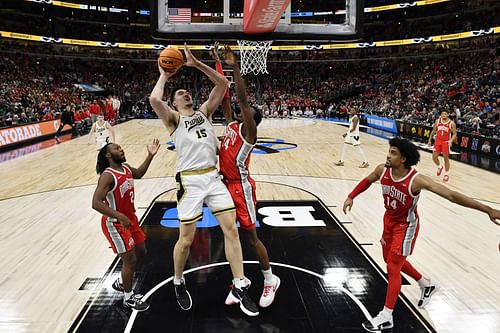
<box><xmin>382</xmin><ymin>215</ymin><xmax>420</xmax><ymax>257</ymax></box>
<box><xmin>433</xmin><ymin>140</ymin><xmax>449</xmax><ymax>155</ymax></box>
<box><xmin>224</xmin><ymin>177</ymin><xmax>257</xmax><ymax>229</ymax></box>
<box><xmin>101</xmin><ymin>214</ymin><xmax>146</xmax><ymax>254</ymax></box>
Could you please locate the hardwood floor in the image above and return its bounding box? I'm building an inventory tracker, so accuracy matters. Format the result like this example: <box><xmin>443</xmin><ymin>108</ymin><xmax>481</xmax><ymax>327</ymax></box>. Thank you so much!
<box><xmin>0</xmin><ymin>119</ymin><xmax>498</xmax><ymax>333</ymax></box>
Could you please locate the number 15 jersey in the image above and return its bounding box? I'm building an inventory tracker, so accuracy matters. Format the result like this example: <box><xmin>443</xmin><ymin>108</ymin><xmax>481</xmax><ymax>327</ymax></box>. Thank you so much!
<box><xmin>171</xmin><ymin>111</ymin><xmax>217</xmax><ymax>173</ymax></box>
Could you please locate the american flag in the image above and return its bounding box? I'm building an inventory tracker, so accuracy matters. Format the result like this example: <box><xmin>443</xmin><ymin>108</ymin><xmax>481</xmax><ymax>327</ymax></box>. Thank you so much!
<box><xmin>168</xmin><ymin>8</ymin><xmax>192</xmax><ymax>23</ymax></box>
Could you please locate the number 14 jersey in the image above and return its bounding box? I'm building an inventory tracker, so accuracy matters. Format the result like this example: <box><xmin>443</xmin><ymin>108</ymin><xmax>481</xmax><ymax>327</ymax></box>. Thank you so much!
<box><xmin>380</xmin><ymin>166</ymin><xmax>420</xmax><ymax>223</ymax></box>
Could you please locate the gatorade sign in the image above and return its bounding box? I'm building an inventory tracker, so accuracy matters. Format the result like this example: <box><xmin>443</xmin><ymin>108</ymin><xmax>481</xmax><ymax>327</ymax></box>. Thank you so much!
<box><xmin>0</xmin><ymin>120</ymin><xmax>71</xmax><ymax>148</ymax></box>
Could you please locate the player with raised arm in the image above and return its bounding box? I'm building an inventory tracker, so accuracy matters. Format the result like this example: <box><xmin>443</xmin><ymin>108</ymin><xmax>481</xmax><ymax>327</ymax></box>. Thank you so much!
<box><xmin>149</xmin><ymin>44</ymin><xmax>258</xmax><ymax>316</ymax></box>
<box><xmin>212</xmin><ymin>44</ymin><xmax>281</xmax><ymax>309</ymax></box>
<box><xmin>343</xmin><ymin>137</ymin><xmax>500</xmax><ymax>332</ymax></box>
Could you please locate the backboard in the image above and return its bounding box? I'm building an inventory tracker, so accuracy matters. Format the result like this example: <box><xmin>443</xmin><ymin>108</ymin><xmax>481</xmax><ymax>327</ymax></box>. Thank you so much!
<box><xmin>151</xmin><ymin>0</ymin><xmax>363</xmax><ymax>42</ymax></box>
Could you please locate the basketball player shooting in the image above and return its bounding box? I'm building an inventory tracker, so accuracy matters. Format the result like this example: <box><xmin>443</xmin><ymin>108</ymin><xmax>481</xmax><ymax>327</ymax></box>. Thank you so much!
<box><xmin>342</xmin><ymin>137</ymin><xmax>500</xmax><ymax>332</ymax></box>
<box><xmin>149</xmin><ymin>44</ymin><xmax>259</xmax><ymax>316</ymax></box>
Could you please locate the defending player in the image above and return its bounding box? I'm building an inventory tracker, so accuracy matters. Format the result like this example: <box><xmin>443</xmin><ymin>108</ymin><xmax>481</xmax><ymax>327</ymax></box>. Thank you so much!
<box><xmin>343</xmin><ymin>137</ymin><xmax>500</xmax><ymax>332</ymax></box>
<box><xmin>92</xmin><ymin>139</ymin><xmax>160</xmax><ymax>311</ymax></box>
<box><xmin>212</xmin><ymin>44</ymin><xmax>281</xmax><ymax>308</ymax></box>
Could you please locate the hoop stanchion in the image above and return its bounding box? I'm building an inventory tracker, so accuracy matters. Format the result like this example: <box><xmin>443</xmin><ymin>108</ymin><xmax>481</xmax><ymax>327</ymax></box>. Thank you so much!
<box><xmin>237</xmin><ymin>40</ymin><xmax>273</xmax><ymax>75</ymax></box>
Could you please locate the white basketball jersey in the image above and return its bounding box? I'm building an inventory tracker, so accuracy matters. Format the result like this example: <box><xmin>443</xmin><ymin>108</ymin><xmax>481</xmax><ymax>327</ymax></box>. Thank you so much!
<box><xmin>171</xmin><ymin>111</ymin><xmax>217</xmax><ymax>172</ymax></box>
<box><xmin>348</xmin><ymin>114</ymin><xmax>360</xmax><ymax>137</ymax></box>
<box><xmin>96</xmin><ymin>121</ymin><xmax>109</xmax><ymax>140</ymax></box>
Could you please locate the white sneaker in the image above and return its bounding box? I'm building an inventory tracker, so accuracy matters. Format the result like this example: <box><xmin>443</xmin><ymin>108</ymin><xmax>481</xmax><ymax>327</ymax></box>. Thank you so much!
<box><xmin>259</xmin><ymin>275</ymin><xmax>280</xmax><ymax>308</ymax></box>
<box><xmin>418</xmin><ymin>282</ymin><xmax>439</xmax><ymax>308</ymax></box>
<box><xmin>362</xmin><ymin>311</ymin><xmax>393</xmax><ymax>332</ymax></box>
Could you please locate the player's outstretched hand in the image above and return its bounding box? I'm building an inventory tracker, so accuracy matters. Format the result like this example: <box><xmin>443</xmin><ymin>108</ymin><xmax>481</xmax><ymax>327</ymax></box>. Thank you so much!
<box><xmin>223</xmin><ymin>45</ymin><xmax>237</xmax><ymax>67</ymax></box>
<box><xmin>488</xmin><ymin>208</ymin><xmax>500</xmax><ymax>226</ymax></box>
<box><xmin>147</xmin><ymin>138</ymin><xmax>161</xmax><ymax>156</ymax></box>
<box><xmin>343</xmin><ymin>197</ymin><xmax>353</xmax><ymax>214</ymax></box>
<box><xmin>211</xmin><ymin>41</ymin><xmax>221</xmax><ymax>63</ymax></box>
<box><xmin>184</xmin><ymin>43</ymin><xmax>199</xmax><ymax>67</ymax></box>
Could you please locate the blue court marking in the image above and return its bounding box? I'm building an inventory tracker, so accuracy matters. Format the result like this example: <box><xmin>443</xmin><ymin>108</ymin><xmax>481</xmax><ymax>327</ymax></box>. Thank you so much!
<box><xmin>160</xmin><ymin>207</ymin><xmax>260</xmax><ymax>228</ymax></box>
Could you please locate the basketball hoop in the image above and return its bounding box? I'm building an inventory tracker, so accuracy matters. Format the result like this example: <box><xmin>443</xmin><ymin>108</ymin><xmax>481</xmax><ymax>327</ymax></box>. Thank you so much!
<box><xmin>237</xmin><ymin>40</ymin><xmax>273</xmax><ymax>76</ymax></box>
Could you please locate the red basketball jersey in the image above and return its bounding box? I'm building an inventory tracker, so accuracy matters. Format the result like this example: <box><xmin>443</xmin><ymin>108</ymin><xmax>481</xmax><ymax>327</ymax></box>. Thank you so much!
<box><xmin>102</xmin><ymin>165</ymin><xmax>135</xmax><ymax>221</ymax></box>
<box><xmin>380</xmin><ymin>167</ymin><xmax>420</xmax><ymax>223</ymax></box>
<box><xmin>435</xmin><ymin>118</ymin><xmax>452</xmax><ymax>142</ymax></box>
<box><xmin>219</xmin><ymin>121</ymin><xmax>254</xmax><ymax>181</ymax></box>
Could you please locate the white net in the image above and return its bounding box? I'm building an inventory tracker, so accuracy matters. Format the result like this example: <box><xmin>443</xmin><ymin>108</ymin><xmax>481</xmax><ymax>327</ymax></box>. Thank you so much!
<box><xmin>237</xmin><ymin>40</ymin><xmax>273</xmax><ymax>75</ymax></box>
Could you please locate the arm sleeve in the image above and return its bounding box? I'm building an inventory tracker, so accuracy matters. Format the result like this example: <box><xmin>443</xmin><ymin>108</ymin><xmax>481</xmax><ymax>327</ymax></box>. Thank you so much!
<box><xmin>215</xmin><ymin>63</ymin><xmax>230</xmax><ymax>100</ymax></box>
<box><xmin>348</xmin><ymin>178</ymin><xmax>372</xmax><ymax>200</ymax></box>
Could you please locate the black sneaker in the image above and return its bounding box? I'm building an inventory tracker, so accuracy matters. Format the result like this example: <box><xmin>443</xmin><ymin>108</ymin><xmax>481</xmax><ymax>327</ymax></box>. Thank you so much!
<box><xmin>123</xmin><ymin>294</ymin><xmax>149</xmax><ymax>312</ymax></box>
<box><xmin>112</xmin><ymin>278</ymin><xmax>124</xmax><ymax>292</ymax></box>
<box><xmin>418</xmin><ymin>283</ymin><xmax>439</xmax><ymax>308</ymax></box>
<box><xmin>112</xmin><ymin>278</ymin><xmax>144</xmax><ymax>298</ymax></box>
<box><xmin>227</xmin><ymin>286</ymin><xmax>259</xmax><ymax>317</ymax></box>
<box><xmin>174</xmin><ymin>282</ymin><xmax>192</xmax><ymax>310</ymax></box>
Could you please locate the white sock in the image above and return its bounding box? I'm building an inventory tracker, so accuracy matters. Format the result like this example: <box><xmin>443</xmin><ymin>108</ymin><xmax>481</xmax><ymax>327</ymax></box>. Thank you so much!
<box><xmin>339</xmin><ymin>143</ymin><xmax>348</xmax><ymax>162</ymax></box>
<box><xmin>262</xmin><ymin>268</ymin><xmax>274</xmax><ymax>284</ymax></box>
<box><xmin>382</xmin><ymin>306</ymin><xmax>393</xmax><ymax>317</ymax></box>
<box><xmin>417</xmin><ymin>277</ymin><xmax>430</xmax><ymax>288</ymax></box>
<box><xmin>124</xmin><ymin>291</ymin><xmax>133</xmax><ymax>300</ymax></box>
<box><xmin>356</xmin><ymin>145</ymin><xmax>367</xmax><ymax>163</ymax></box>
<box><xmin>233</xmin><ymin>277</ymin><xmax>249</xmax><ymax>289</ymax></box>
<box><xmin>174</xmin><ymin>276</ymin><xmax>184</xmax><ymax>285</ymax></box>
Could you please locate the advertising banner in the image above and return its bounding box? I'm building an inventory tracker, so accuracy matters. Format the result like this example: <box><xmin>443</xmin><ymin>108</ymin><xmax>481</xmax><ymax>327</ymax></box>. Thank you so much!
<box><xmin>0</xmin><ymin>120</ymin><xmax>71</xmax><ymax>149</ymax></box>
<box><xmin>395</xmin><ymin>121</ymin><xmax>500</xmax><ymax>158</ymax></box>
<box><xmin>366</xmin><ymin>115</ymin><xmax>398</xmax><ymax>133</ymax></box>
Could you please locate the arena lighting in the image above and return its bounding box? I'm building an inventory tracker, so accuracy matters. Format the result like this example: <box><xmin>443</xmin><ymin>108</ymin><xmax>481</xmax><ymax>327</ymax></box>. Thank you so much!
<box><xmin>1</xmin><ymin>26</ymin><xmax>498</xmax><ymax>50</ymax></box>
<box><xmin>23</xmin><ymin>0</ymin><xmax>453</xmax><ymax>15</ymax></box>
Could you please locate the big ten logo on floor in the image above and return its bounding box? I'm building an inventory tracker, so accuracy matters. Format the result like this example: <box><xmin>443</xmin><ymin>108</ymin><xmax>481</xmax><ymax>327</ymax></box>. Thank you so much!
<box><xmin>159</xmin><ymin>201</ymin><xmax>327</xmax><ymax>228</ymax></box>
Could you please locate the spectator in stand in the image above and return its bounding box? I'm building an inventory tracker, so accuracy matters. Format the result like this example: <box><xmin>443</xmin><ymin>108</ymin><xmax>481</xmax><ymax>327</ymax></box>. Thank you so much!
<box><xmin>89</xmin><ymin>99</ymin><xmax>101</xmax><ymax>123</ymax></box>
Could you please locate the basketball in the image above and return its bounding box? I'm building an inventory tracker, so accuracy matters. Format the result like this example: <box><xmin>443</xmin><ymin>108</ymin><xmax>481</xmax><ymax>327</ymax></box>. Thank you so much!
<box><xmin>158</xmin><ymin>47</ymin><xmax>184</xmax><ymax>72</ymax></box>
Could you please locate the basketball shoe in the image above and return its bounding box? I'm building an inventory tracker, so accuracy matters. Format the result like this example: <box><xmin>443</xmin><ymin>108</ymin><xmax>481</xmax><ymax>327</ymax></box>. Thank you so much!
<box><xmin>174</xmin><ymin>280</ymin><xmax>192</xmax><ymax>310</ymax></box>
<box><xmin>418</xmin><ymin>282</ymin><xmax>439</xmax><ymax>308</ymax></box>
<box><xmin>362</xmin><ymin>310</ymin><xmax>393</xmax><ymax>332</ymax></box>
<box><xmin>335</xmin><ymin>161</ymin><xmax>344</xmax><ymax>166</ymax></box>
<box><xmin>359</xmin><ymin>161</ymin><xmax>370</xmax><ymax>168</ymax></box>
<box><xmin>225</xmin><ymin>279</ymin><xmax>259</xmax><ymax>317</ymax></box>
<box><xmin>436</xmin><ymin>165</ymin><xmax>443</xmax><ymax>176</ymax></box>
<box><xmin>259</xmin><ymin>275</ymin><xmax>280</xmax><ymax>308</ymax></box>
<box><xmin>112</xmin><ymin>278</ymin><xmax>124</xmax><ymax>292</ymax></box>
<box><xmin>123</xmin><ymin>293</ymin><xmax>149</xmax><ymax>312</ymax></box>
<box><xmin>443</xmin><ymin>175</ymin><xmax>449</xmax><ymax>182</ymax></box>
<box><xmin>112</xmin><ymin>278</ymin><xmax>143</xmax><ymax>297</ymax></box>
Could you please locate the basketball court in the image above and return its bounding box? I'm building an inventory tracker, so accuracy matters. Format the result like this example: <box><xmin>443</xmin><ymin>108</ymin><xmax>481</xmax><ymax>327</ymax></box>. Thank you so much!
<box><xmin>0</xmin><ymin>118</ymin><xmax>499</xmax><ymax>333</ymax></box>
<box><xmin>1</xmin><ymin>1</ymin><xmax>499</xmax><ymax>332</ymax></box>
